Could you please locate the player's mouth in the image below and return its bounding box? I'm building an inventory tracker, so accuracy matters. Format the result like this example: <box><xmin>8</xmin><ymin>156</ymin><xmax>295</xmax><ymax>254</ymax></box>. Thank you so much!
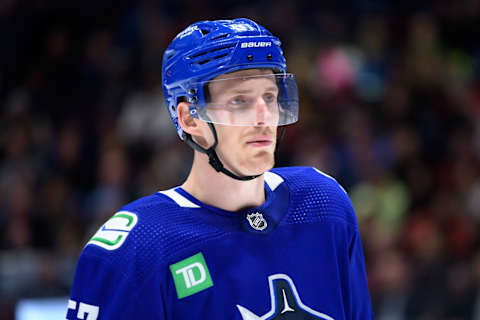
<box><xmin>246</xmin><ymin>136</ymin><xmax>273</xmax><ymax>147</ymax></box>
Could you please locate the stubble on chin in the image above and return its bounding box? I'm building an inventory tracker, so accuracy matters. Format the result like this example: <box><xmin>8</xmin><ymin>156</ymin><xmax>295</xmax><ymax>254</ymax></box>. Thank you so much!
<box><xmin>240</xmin><ymin>146</ymin><xmax>275</xmax><ymax>175</ymax></box>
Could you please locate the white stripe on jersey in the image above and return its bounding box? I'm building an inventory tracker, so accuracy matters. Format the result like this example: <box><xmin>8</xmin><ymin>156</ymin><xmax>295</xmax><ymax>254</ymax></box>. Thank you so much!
<box><xmin>159</xmin><ymin>189</ymin><xmax>200</xmax><ymax>208</ymax></box>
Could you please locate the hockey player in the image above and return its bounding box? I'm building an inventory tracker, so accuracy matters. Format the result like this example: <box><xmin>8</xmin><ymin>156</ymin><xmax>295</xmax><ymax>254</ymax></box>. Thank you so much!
<box><xmin>66</xmin><ymin>18</ymin><xmax>373</xmax><ymax>319</ymax></box>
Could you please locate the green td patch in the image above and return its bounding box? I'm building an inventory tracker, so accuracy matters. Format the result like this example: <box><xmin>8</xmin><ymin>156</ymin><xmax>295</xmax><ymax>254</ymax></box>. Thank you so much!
<box><xmin>169</xmin><ymin>252</ymin><xmax>213</xmax><ymax>299</ymax></box>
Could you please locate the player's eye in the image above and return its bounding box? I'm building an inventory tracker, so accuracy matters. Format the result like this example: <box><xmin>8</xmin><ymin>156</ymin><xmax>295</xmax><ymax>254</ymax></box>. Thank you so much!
<box><xmin>230</xmin><ymin>96</ymin><xmax>246</xmax><ymax>104</ymax></box>
<box><xmin>229</xmin><ymin>96</ymin><xmax>252</xmax><ymax>109</ymax></box>
<box><xmin>263</xmin><ymin>93</ymin><xmax>277</xmax><ymax>104</ymax></box>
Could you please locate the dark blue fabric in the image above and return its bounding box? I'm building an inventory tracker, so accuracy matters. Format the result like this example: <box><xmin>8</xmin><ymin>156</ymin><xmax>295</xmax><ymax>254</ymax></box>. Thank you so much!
<box><xmin>67</xmin><ymin>166</ymin><xmax>373</xmax><ymax>319</ymax></box>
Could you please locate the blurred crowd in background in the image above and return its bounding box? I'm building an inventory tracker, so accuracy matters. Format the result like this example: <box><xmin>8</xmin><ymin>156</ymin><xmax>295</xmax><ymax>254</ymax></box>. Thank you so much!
<box><xmin>1</xmin><ymin>0</ymin><xmax>480</xmax><ymax>319</ymax></box>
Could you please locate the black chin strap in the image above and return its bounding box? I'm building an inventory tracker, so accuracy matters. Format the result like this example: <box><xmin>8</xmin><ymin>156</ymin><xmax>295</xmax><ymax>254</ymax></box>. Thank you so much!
<box><xmin>183</xmin><ymin>123</ymin><xmax>286</xmax><ymax>181</ymax></box>
<box><xmin>275</xmin><ymin>126</ymin><xmax>286</xmax><ymax>161</ymax></box>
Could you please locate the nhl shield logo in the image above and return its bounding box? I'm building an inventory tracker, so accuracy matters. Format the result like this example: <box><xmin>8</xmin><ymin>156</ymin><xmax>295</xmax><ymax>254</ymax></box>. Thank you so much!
<box><xmin>246</xmin><ymin>212</ymin><xmax>267</xmax><ymax>231</ymax></box>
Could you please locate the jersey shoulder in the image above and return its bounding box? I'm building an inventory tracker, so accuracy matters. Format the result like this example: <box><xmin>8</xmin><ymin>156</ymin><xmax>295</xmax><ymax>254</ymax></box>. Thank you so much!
<box><xmin>79</xmin><ymin>191</ymin><xmax>226</xmax><ymax>282</ymax></box>
<box><xmin>270</xmin><ymin>166</ymin><xmax>357</xmax><ymax>227</ymax></box>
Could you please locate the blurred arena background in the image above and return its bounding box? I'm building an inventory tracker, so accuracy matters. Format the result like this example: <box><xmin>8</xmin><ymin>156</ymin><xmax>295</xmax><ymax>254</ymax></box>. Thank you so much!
<box><xmin>1</xmin><ymin>0</ymin><xmax>480</xmax><ymax>319</ymax></box>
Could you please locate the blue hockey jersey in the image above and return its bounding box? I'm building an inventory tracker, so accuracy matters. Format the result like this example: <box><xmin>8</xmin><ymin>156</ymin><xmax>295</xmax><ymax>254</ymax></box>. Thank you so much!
<box><xmin>66</xmin><ymin>167</ymin><xmax>373</xmax><ymax>319</ymax></box>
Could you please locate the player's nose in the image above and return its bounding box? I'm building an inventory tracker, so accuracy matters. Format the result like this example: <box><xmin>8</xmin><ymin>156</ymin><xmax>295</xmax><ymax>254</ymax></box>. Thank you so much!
<box><xmin>254</xmin><ymin>97</ymin><xmax>269</xmax><ymax>126</ymax></box>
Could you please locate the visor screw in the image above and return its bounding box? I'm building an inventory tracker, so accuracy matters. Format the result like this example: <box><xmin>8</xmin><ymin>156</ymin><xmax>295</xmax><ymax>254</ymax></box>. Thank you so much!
<box><xmin>247</xmin><ymin>54</ymin><xmax>253</xmax><ymax>61</ymax></box>
<box><xmin>267</xmin><ymin>53</ymin><xmax>272</xmax><ymax>60</ymax></box>
<box><xmin>189</xmin><ymin>88</ymin><xmax>197</xmax><ymax>95</ymax></box>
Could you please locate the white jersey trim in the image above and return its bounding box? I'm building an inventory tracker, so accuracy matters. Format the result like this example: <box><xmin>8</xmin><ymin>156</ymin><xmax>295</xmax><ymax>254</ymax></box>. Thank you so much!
<box><xmin>158</xmin><ymin>189</ymin><xmax>200</xmax><ymax>208</ymax></box>
<box><xmin>264</xmin><ymin>171</ymin><xmax>284</xmax><ymax>191</ymax></box>
<box><xmin>313</xmin><ymin>168</ymin><xmax>347</xmax><ymax>194</ymax></box>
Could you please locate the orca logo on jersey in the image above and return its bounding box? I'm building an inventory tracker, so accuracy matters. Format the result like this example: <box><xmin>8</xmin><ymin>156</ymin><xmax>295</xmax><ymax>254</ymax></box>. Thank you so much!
<box><xmin>246</xmin><ymin>212</ymin><xmax>267</xmax><ymax>231</ymax></box>
<box><xmin>237</xmin><ymin>274</ymin><xmax>334</xmax><ymax>320</ymax></box>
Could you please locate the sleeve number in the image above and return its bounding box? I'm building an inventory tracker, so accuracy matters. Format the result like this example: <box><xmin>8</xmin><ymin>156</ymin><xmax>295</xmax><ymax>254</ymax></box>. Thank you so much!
<box><xmin>67</xmin><ymin>300</ymin><xmax>99</xmax><ymax>320</ymax></box>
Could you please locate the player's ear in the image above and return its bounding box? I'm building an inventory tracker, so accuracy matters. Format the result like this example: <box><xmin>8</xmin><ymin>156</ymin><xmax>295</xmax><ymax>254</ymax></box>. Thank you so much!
<box><xmin>177</xmin><ymin>102</ymin><xmax>200</xmax><ymax>135</ymax></box>
<box><xmin>177</xmin><ymin>102</ymin><xmax>213</xmax><ymax>148</ymax></box>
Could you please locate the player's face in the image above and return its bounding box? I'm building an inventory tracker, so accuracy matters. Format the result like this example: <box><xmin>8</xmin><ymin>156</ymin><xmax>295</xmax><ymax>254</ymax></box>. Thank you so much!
<box><xmin>204</xmin><ymin>69</ymin><xmax>278</xmax><ymax>176</ymax></box>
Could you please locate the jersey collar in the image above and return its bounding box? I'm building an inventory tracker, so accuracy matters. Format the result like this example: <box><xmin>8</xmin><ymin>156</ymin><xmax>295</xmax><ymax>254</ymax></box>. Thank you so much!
<box><xmin>165</xmin><ymin>171</ymin><xmax>290</xmax><ymax>235</ymax></box>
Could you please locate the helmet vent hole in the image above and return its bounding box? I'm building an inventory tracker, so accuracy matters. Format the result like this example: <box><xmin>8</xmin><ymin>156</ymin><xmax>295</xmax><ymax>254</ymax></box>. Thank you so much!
<box><xmin>215</xmin><ymin>53</ymin><xmax>228</xmax><ymax>60</ymax></box>
<box><xmin>198</xmin><ymin>59</ymin><xmax>211</xmax><ymax>65</ymax></box>
<box><xmin>200</xmin><ymin>29</ymin><xmax>211</xmax><ymax>36</ymax></box>
<box><xmin>197</xmin><ymin>53</ymin><xmax>228</xmax><ymax>65</ymax></box>
<box><xmin>211</xmin><ymin>34</ymin><xmax>229</xmax><ymax>41</ymax></box>
<box><xmin>192</xmin><ymin>51</ymin><xmax>208</xmax><ymax>58</ymax></box>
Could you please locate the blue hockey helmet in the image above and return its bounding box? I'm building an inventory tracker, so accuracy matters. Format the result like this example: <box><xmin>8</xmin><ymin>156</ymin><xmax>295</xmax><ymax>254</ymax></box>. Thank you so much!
<box><xmin>162</xmin><ymin>18</ymin><xmax>298</xmax><ymax>139</ymax></box>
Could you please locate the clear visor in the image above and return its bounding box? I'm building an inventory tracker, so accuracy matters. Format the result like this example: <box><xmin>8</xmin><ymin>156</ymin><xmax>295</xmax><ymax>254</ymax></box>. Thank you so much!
<box><xmin>192</xmin><ymin>73</ymin><xmax>299</xmax><ymax>126</ymax></box>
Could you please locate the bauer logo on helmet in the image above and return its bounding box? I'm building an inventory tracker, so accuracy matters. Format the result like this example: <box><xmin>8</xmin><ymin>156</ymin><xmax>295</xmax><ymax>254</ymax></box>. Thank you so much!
<box><xmin>240</xmin><ymin>42</ymin><xmax>272</xmax><ymax>49</ymax></box>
